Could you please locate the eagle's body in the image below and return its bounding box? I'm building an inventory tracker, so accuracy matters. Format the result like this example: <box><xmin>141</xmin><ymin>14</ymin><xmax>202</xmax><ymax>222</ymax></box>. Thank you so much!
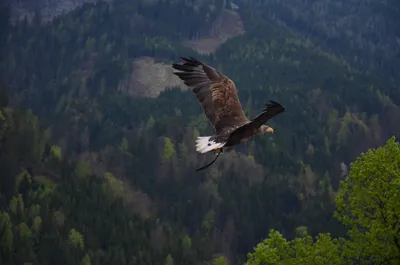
<box><xmin>172</xmin><ymin>56</ymin><xmax>285</xmax><ymax>155</ymax></box>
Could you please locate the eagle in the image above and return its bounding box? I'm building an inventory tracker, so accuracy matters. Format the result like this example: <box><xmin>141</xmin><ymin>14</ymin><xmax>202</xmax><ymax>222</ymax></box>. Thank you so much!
<box><xmin>172</xmin><ymin>57</ymin><xmax>285</xmax><ymax>170</ymax></box>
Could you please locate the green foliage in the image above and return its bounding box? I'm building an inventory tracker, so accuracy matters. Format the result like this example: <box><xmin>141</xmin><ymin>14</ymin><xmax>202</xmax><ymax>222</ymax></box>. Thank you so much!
<box><xmin>50</xmin><ymin>145</ymin><xmax>62</xmax><ymax>161</ymax></box>
<box><xmin>146</xmin><ymin>115</ymin><xmax>155</xmax><ymax>130</ymax></box>
<box><xmin>74</xmin><ymin>160</ymin><xmax>92</xmax><ymax>179</ymax></box>
<box><xmin>334</xmin><ymin>136</ymin><xmax>400</xmax><ymax>264</ymax></box>
<box><xmin>119</xmin><ymin>137</ymin><xmax>129</xmax><ymax>153</ymax></box>
<box><xmin>295</xmin><ymin>226</ymin><xmax>308</xmax><ymax>238</ymax></box>
<box><xmin>201</xmin><ymin>209</ymin><xmax>216</xmax><ymax>232</ymax></box>
<box><xmin>182</xmin><ymin>234</ymin><xmax>192</xmax><ymax>252</ymax></box>
<box><xmin>0</xmin><ymin>212</ymin><xmax>13</xmax><ymax>252</ymax></box>
<box><xmin>68</xmin><ymin>229</ymin><xmax>85</xmax><ymax>250</ymax></box>
<box><xmin>245</xmin><ymin>137</ymin><xmax>400</xmax><ymax>264</ymax></box>
<box><xmin>213</xmin><ymin>255</ymin><xmax>229</xmax><ymax>265</ymax></box>
<box><xmin>31</xmin><ymin>216</ymin><xmax>42</xmax><ymax>233</ymax></box>
<box><xmin>162</xmin><ymin>137</ymin><xmax>176</xmax><ymax>163</ymax></box>
<box><xmin>237</xmin><ymin>0</ymin><xmax>400</xmax><ymax>101</ymax></box>
<box><xmin>81</xmin><ymin>254</ymin><xmax>91</xmax><ymax>265</ymax></box>
<box><xmin>165</xmin><ymin>254</ymin><xmax>174</xmax><ymax>265</ymax></box>
<box><xmin>18</xmin><ymin>222</ymin><xmax>32</xmax><ymax>240</ymax></box>
<box><xmin>245</xmin><ymin>230</ymin><xmax>343</xmax><ymax>265</ymax></box>
<box><xmin>102</xmin><ymin>172</ymin><xmax>124</xmax><ymax>198</ymax></box>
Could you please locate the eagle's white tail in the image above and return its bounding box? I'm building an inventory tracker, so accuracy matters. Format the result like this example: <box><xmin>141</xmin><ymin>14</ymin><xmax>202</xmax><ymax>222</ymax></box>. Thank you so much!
<box><xmin>195</xmin><ymin>136</ymin><xmax>226</xmax><ymax>154</ymax></box>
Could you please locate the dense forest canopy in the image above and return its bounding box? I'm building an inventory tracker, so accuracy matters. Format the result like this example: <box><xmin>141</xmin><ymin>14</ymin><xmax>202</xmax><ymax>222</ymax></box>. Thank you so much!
<box><xmin>246</xmin><ymin>136</ymin><xmax>400</xmax><ymax>264</ymax></box>
<box><xmin>0</xmin><ymin>0</ymin><xmax>399</xmax><ymax>264</ymax></box>
<box><xmin>235</xmin><ymin>0</ymin><xmax>400</xmax><ymax>103</ymax></box>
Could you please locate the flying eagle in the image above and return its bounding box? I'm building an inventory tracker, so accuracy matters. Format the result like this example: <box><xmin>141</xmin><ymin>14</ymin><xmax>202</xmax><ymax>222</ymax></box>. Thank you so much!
<box><xmin>172</xmin><ymin>57</ymin><xmax>285</xmax><ymax>170</ymax></box>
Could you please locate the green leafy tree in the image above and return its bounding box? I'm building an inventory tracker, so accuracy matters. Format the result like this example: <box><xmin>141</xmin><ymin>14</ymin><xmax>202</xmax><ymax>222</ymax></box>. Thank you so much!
<box><xmin>245</xmin><ymin>230</ymin><xmax>344</xmax><ymax>265</ymax></box>
<box><xmin>213</xmin><ymin>255</ymin><xmax>229</xmax><ymax>265</ymax></box>
<box><xmin>81</xmin><ymin>253</ymin><xmax>91</xmax><ymax>265</ymax></box>
<box><xmin>119</xmin><ymin>137</ymin><xmax>129</xmax><ymax>153</ymax></box>
<box><xmin>31</xmin><ymin>216</ymin><xmax>42</xmax><ymax>234</ymax></box>
<box><xmin>246</xmin><ymin>136</ymin><xmax>400</xmax><ymax>264</ymax></box>
<box><xmin>102</xmin><ymin>172</ymin><xmax>124</xmax><ymax>199</ymax></box>
<box><xmin>0</xmin><ymin>212</ymin><xmax>13</xmax><ymax>261</ymax></box>
<box><xmin>162</xmin><ymin>137</ymin><xmax>176</xmax><ymax>163</ymax></box>
<box><xmin>68</xmin><ymin>228</ymin><xmax>84</xmax><ymax>250</ymax></box>
<box><xmin>18</xmin><ymin>222</ymin><xmax>32</xmax><ymax>240</ymax></box>
<box><xmin>50</xmin><ymin>145</ymin><xmax>62</xmax><ymax>161</ymax></box>
<box><xmin>165</xmin><ymin>254</ymin><xmax>174</xmax><ymax>265</ymax></box>
<box><xmin>335</xmin><ymin>136</ymin><xmax>400</xmax><ymax>264</ymax></box>
<box><xmin>182</xmin><ymin>234</ymin><xmax>192</xmax><ymax>252</ymax></box>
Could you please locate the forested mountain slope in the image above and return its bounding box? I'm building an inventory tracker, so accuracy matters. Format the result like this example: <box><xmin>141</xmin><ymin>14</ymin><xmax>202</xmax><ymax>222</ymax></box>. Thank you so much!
<box><xmin>0</xmin><ymin>0</ymin><xmax>399</xmax><ymax>264</ymax></box>
<box><xmin>235</xmin><ymin>0</ymin><xmax>400</xmax><ymax>102</ymax></box>
<box><xmin>7</xmin><ymin>0</ymin><xmax>99</xmax><ymax>23</ymax></box>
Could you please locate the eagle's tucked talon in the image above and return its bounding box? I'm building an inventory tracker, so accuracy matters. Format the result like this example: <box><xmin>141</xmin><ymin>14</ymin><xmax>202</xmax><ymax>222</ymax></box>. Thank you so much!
<box><xmin>212</xmin><ymin>148</ymin><xmax>222</xmax><ymax>154</ymax></box>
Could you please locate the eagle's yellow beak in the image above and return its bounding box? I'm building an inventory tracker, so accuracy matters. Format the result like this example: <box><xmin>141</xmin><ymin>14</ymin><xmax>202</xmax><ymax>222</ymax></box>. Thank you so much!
<box><xmin>267</xmin><ymin>127</ymin><xmax>274</xmax><ymax>134</ymax></box>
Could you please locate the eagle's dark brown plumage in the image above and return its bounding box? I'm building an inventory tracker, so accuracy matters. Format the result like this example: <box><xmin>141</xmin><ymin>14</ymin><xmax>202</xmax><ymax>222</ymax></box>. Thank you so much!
<box><xmin>172</xmin><ymin>56</ymin><xmax>285</xmax><ymax>155</ymax></box>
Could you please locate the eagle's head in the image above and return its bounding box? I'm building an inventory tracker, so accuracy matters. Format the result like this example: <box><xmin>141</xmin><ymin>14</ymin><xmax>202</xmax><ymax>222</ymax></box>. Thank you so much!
<box><xmin>260</xmin><ymin>125</ymin><xmax>274</xmax><ymax>134</ymax></box>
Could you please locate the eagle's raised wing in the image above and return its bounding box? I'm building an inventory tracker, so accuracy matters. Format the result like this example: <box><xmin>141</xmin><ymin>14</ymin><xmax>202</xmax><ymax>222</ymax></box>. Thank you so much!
<box><xmin>250</xmin><ymin>100</ymin><xmax>285</xmax><ymax>126</ymax></box>
<box><xmin>172</xmin><ymin>57</ymin><xmax>249</xmax><ymax>134</ymax></box>
<box><xmin>230</xmin><ymin>100</ymin><xmax>285</xmax><ymax>138</ymax></box>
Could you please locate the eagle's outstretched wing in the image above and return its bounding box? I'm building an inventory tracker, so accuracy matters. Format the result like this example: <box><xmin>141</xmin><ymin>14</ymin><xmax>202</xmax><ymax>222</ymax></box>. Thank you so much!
<box><xmin>229</xmin><ymin>100</ymin><xmax>285</xmax><ymax>138</ymax></box>
<box><xmin>172</xmin><ymin>57</ymin><xmax>249</xmax><ymax>134</ymax></box>
<box><xmin>249</xmin><ymin>100</ymin><xmax>285</xmax><ymax>127</ymax></box>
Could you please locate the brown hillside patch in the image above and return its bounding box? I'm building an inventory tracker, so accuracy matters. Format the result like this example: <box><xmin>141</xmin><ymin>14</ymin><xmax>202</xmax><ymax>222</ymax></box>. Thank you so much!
<box><xmin>118</xmin><ymin>9</ymin><xmax>245</xmax><ymax>98</ymax></box>
<box><xmin>184</xmin><ymin>9</ymin><xmax>245</xmax><ymax>55</ymax></box>
<box><xmin>118</xmin><ymin>57</ymin><xmax>186</xmax><ymax>98</ymax></box>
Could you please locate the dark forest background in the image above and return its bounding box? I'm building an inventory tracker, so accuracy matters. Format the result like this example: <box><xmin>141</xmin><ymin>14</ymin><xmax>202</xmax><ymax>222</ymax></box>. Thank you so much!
<box><xmin>0</xmin><ymin>0</ymin><xmax>399</xmax><ymax>264</ymax></box>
